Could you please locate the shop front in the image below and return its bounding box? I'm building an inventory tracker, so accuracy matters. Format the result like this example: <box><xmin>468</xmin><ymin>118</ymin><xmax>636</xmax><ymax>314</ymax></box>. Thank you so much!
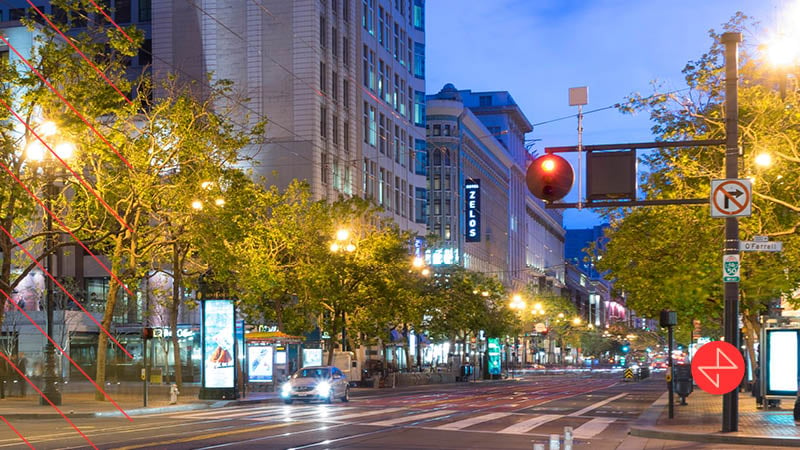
<box><xmin>245</xmin><ymin>331</ymin><xmax>303</xmax><ymax>393</ymax></box>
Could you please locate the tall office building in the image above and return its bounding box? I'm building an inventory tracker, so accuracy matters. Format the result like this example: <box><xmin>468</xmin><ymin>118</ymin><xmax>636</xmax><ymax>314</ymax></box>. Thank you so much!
<box><xmin>154</xmin><ymin>0</ymin><xmax>426</xmax><ymax>234</ymax></box>
<box><xmin>426</xmin><ymin>84</ymin><xmax>565</xmax><ymax>290</ymax></box>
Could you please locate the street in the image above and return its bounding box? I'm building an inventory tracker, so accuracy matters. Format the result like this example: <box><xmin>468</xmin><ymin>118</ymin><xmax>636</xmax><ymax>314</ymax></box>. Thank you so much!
<box><xmin>0</xmin><ymin>371</ymin><xmax>665</xmax><ymax>449</ymax></box>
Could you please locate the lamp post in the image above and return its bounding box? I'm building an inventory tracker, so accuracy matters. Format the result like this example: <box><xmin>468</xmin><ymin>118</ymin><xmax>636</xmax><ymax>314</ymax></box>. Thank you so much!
<box><xmin>330</xmin><ymin>229</ymin><xmax>355</xmax><ymax>354</ymax></box>
<box><xmin>509</xmin><ymin>294</ymin><xmax>526</xmax><ymax>380</ymax></box>
<box><xmin>27</xmin><ymin>125</ymin><xmax>74</xmax><ymax>406</ymax></box>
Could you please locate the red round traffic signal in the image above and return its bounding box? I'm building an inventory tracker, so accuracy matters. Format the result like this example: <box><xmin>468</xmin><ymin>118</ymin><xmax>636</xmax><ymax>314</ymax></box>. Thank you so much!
<box><xmin>526</xmin><ymin>154</ymin><xmax>574</xmax><ymax>202</ymax></box>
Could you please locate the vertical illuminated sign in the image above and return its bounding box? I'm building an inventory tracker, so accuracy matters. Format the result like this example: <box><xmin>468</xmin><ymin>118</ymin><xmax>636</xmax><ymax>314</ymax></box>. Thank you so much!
<box><xmin>765</xmin><ymin>329</ymin><xmax>799</xmax><ymax>396</ymax></box>
<box><xmin>248</xmin><ymin>345</ymin><xmax>274</xmax><ymax>383</ymax></box>
<box><xmin>203</xmin><ymin>299</ymin><xmax>235</xmax><ymax>388</ymax></box>
<box><xmin>488</xmin><ymin>337</ymin><xmax>501</xmax><ymax>375</ymax></box>
<box><xmin>465</xmin><ymin>179</ymin><xmax>481</xmax><ymax>242</ymax></box>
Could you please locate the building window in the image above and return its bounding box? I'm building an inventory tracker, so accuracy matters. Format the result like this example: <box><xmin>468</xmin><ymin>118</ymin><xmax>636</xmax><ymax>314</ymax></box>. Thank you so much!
<box><xmin>332</xmin><ymin>27</ymin><xmax>338</xmax><ymax>58</ymax></box>
<box><xmin>333</xmin><ymin>114</ymin><xmax>339</xmax><ymax>144</ymax></box>
<box><xmin>114</xmin><ymin>0</ymin><xmax>132</xmax><ymax>23</ymax></box>
<box><xmin>138</xmin><ymin>38</ymin><xmax>152</xmax><ymax>67</ymax></box>
<box><xmin>479</xmin><ymin>95</ymin><xmax>492</xmax><ymax>106</ymax></box>
<box><xmin>343</xmin><ymin>79</ymin><xmax>350</xmax><ymax>107</ymax></box>
<box><xmin>413</xmin><ymin>0</ymin><xmax>424</xmax><ymax>30</ymax></box>
<box><xmin>414</xmin><ymin>140</ymin><xmax>427</xmax><ymax>175</ymax></box>
<box><xmin>363</xmin><ymin>46</ymin><xmax>375</xmax><ymax>91</ymax></box>
<box><xmin>9</xmin><ymin>9</ymin><xmax>26</xmax><ymax>21</ymax></box>
<box><xmin>413</xmin><ymin>91</ymin><xmax>425</xmax><ymax>127</ymax></box>
<box><xmin>363</xmin><ymin>102</ymin><xmax>376</xmax><ymax>146</ymax></box>
<box><xmin>343</xmin><ymin>37</ymin><xmax>350</xmax><ymax>66</ymax></box>
<box><xmin>331</xmin><ymin>71</ymin><xmax>338</xmax><ymax>101</ymax></box>
<box><xmin>333</xmin><ymin>0</ymin><xmax>339</xmax><ymax>15</ymax></box>
<box><xmin>414</xmin><ymin>187</ymin><xmax>427</xmax><ymax>224</ymax></box>
<box><xmin>379</xmin><ymin>168</ymin><xmax>385</xmax><ymax>205</ymax></box>
<box><xmin>413</xmin><ymin>42</ymin><xmax>424</xmax><ymax>79</ymax></box>
<box><xmin>344</xmin><ymin>120</ymin><xmax>350</xmax><ymax>153</ymax></box>
<box><xmin>432</xmin><ymin>124</ymin><xmax>441</xmax><ymax>136</ymax></box>
<box><xmin>378</xmin><ymin>6</ymin><xmax>385</xmax><ymax>47</ymax></box>
<box><xmin>343</xmin><ymin>0</ymin><xmax>350</xmax><ymax>21</ymax></box>
<box><xmin>362</xmin><ymin>0</ymin><xmax>374</xmax><ymax>34</ymax></box>
<box><xmin>378</xmin><ymin>113</ymin><xmax>386</xmax><ymax>154</ymax></box>
<box><xmin>139</xmin><ymin>0</ymin><xmax>152</xmax><ymax>22</ymax></box>
<box><xmin>320</xmin><ymin>105</ymin><xmax>328</xmax><ymax>138</ymax></box>
<box><xmin>320</xmin><ymin>62</ymin><xmax>327</xmax><ymax>93</ymax></box>
<box><xmin>333</xmin><ymin>158</ymin><xmax>341</xmax><ymax>190</ymax></box>
<box><xmin>344</xmin><ymin>164</ymin><xmax>353</xmax><ymax>195</ymax></box>
<box><xmin>443</xmin><ymin>124</ymin><xmax>451</xmax><ymax>136</ymax></box>
<box><xmin>378</xmin><ymin>59</ymin><xmax>385</xmax><ymax>100</ymax></box>
<box><xmin>321</xmin><ymin>153</ymin><xmax>329</xmax><ymax>184</ymax></box>
<box><xmin>320</xmin><ymin>16</ymin><xmax>327</xmax><ymax>48</ymax></box>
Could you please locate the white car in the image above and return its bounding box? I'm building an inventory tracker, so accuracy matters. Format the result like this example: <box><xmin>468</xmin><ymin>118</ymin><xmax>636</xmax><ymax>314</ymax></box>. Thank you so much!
<box><xmin>280</xmin><ymin>366</ymin><xmax>350</xmax><ymax>404</ymax></box>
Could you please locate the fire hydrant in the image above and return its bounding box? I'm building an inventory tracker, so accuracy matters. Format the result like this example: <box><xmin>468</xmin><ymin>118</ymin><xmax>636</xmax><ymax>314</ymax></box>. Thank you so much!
<box><xmin>169</xmin><ymin>383</ymin><xmax>179</xmax><ymax>405</ymax></box>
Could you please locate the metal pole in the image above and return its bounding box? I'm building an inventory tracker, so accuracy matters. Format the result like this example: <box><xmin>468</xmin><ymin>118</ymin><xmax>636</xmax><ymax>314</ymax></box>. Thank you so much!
<box><xmin>143</xmin><ymin>333</ymin><xmax>148</xmax><ymax>407</ymax></box>
<box><xmin>722</xmin><ymin>31</ymin><xmax>741</xmax><ymax>433</ymax></box>
<box><xmin>577</xmin><ymin>104</ymin><xmax>583</xmax><ymax>210</ymax></box>
<box><xmin>41</xmin><ymin>179</ymin><xmax>61</xmax><ymax>406</ymax></box>
<box><xmin>668</xmin><ymin>325</ymin><xmax>674</xmax><ymax>419</ymax></box>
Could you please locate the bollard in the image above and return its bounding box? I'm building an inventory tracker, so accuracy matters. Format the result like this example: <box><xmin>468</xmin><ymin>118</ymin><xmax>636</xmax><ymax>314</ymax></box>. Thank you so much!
<box><xmin>533</xmin><ymin>444</ymin><xmax>545</xmax><ymax>450</ymax></box>
<box><xmin>563</xmin><ymin>426</ymin><xmax>573</xmax><ymax>450</ymax></box>
<box><xmin>169</xmin><ymin>383</ymin><xmax>180</xmax><ymax>405</ymax></box>
<box><xmin>549</xmin><ymin>434</ymin><xmax>560</xmax><ymax>450</ymax></box>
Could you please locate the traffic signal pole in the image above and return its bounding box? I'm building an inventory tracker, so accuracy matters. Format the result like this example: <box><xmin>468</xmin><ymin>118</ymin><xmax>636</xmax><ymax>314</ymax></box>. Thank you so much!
<box><xmin>721</xmin><ymin>31</ymin><xmax>741</xmax><ymax>433</ymax></box>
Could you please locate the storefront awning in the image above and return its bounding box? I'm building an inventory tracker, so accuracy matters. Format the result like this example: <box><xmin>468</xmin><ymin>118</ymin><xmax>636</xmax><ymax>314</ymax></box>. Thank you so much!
<box><xmin>246</xmin><ymin>331</ymin><xmax>305</xmax><ymax>343</ymax></box>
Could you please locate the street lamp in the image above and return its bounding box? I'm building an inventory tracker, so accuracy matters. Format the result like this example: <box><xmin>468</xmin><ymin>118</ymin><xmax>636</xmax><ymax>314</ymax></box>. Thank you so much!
<box><xmin>26</xmin><ymin>125</ymin><xmax>75</xmax><ymax>406</ymax></box>
<box><xmin>329</xmin><ymin>229</ymin><xmax>356</xmax><ymax>353</ymax></box>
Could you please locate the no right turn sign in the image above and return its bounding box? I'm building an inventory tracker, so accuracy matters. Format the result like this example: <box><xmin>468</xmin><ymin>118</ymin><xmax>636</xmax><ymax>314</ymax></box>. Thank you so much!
<box><xmin>710</xmin><ymin>179</ymin><xmax>751</xmax><ymax>218</ymax></box>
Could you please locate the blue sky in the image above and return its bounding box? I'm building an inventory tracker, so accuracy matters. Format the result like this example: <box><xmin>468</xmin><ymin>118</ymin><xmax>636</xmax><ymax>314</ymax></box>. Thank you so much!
<box><xmin>426</xmin><ymin>0</ymin><xmax>788</xmax><ymax>228</ymax></box>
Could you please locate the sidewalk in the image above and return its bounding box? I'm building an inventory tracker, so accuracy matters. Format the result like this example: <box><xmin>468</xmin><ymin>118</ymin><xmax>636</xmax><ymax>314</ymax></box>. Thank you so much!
<box><xmin>629</xmin><ymin>388</ymin><xmax>800</xmax><ymax>448</ymax></box>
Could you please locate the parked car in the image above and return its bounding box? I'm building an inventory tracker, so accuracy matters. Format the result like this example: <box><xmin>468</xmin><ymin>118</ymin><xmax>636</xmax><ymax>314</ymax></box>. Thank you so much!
<box><xmin>280</xmin><ymin>366</ymin><xmax>350</xmax><ymax>404</ymax></box>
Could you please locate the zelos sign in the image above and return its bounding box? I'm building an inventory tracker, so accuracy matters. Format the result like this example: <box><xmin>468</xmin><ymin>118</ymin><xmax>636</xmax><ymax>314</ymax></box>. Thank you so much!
<box><xmin>465</xmin><ymin>179</ymin><xmax>481</xmax><ymax>242</ymax></box>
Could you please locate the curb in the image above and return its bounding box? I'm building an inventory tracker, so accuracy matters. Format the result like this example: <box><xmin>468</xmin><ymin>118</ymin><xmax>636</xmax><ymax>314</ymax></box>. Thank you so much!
<box><xmin>629</xmin><ymin>425</ymin><xmax>800</xmax><ymax>448</ymax></box>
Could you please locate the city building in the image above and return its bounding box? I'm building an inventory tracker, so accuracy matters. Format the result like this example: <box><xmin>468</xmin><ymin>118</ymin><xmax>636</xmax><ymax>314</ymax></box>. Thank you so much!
<box><xmin>153</xmin><ymin>0</ymin><xmax>426</xmax><ymax>234</ymax></box>
<box><xmin>424</xmin><ymin>84</ymin><xmax>565</xmax><ymax>290</ymax></box>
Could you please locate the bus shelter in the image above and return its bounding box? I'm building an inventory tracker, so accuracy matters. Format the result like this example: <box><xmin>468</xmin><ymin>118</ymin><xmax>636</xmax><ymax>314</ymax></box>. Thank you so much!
<box><xmin>245</xmin><ymin>331</ymin><xmax>304</xmax><ymax>392</ymax></box>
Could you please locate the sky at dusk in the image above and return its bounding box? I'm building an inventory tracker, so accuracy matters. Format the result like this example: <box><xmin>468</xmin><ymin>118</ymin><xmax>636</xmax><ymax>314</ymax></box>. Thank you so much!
<box><xmin>426</xmin><ymin>0</ymin><xmax>790</xmax><ymax>229</ymax></box>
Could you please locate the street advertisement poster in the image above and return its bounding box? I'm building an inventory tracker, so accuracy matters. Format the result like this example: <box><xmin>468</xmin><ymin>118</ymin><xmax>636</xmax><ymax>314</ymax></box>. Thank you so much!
<box><xmin>303</xmin><ymin>348</ymin><xmax>322</xmax><ymax>367</ymax></box>
<box><xmin>248</xmin><ymin>345</ymin><xmax>273</xmax><ymax>383</ymax></box>
<box><xmin>487</xmin><ymin>338</ymin><xmax>501</xmax><ymax>375</ymax></box>
<box><xmin>766</xmin><ymin>329</ymin><xmax>798</xmax><ymax>395</ymax></box>
<box><xmin>203</xmin><ymin>300</ymin><xmax>235</xmax><ymax>388</ymax></box>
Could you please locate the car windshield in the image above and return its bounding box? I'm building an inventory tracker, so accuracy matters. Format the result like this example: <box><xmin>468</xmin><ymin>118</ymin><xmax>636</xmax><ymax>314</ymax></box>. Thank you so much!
<box><xmin>295</xmin><ymin>368</ymin><xmax>331</xmax><ymax>378</ymax></box>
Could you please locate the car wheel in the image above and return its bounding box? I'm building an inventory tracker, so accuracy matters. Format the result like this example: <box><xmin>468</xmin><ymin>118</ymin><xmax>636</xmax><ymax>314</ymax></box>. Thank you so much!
<box><xmin>341</xmin><ymin>387</ymin><xmax>350</xmax><ymax>403</ymax></box>
<box><xmin>283</xmin><ymin>399</ymin><xmax>293</xmax><ymax>405</ymax></box>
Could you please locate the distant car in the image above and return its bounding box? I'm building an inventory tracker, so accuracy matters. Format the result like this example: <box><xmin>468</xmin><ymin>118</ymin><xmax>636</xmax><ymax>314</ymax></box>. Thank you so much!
<box><xmin>280</xmin><ymin>366</ymin><xmax>350</xmax><ymax>405</ymax></box>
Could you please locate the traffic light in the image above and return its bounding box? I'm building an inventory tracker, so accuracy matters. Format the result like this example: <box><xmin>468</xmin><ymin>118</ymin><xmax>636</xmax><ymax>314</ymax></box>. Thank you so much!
<box><xmin>525</xmin><ymin>154</ymin><xmax>574</xmax><ymax>202</ymax></box>
<box><xmin>621</xmin><ymin>341</ymin><xmax>630</xmax><ymax>353</ymax></box>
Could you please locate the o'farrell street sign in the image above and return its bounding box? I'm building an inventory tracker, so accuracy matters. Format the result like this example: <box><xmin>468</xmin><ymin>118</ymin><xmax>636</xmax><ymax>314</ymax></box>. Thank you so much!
<box><xmin>740</xmin><ymin>241</ymin><xmax>783</xmax><ymax>252</ymax></box>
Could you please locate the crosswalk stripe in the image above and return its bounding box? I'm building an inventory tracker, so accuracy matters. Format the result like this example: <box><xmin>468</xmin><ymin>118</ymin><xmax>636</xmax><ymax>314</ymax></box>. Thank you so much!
<box><xmin>325</xmin><ymin>407</ymin><xmax>406</xmax><ymax>422</ymax></box>
<box><xmin>497</xmin><ymin>414</ymin><xmax>562</xmax><ymax>434</ymax></box>
<box><xmin>174</xmin><ymin>405</ymin><xmax>323</xmax><ymax>420</ymax></box>
<box><xmin>573</xmin><ymin>417</ymin><xmax>616</xmax><ymax>438</ymax></box>
<box><xmin>568</xmin><ymin>393</ymin><xmax>627</xmax><ymax>416</ymax></box>
<box><xmin>435</xmin><ymin>412</ymin><xmax>511</xmax><ymax>430</ymax></box>
<box><xmin>366</xmin><ymin>409</ymin><xmax>455</xmax><ymax>426</ymax></box>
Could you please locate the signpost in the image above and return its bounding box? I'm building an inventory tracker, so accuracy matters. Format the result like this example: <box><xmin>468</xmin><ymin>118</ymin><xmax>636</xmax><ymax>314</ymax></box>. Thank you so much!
<box><xmin>710</xmin><ymin>179</ymin><xmax>751</xmax><ymax>218</ymax></box>
<box><xmin>722</xmin><ymin>254</ymin><xmax>740</xmax><ymax>282</ymax></box>
<box><xmin>691</xmin><ymin>341</ymin><xmax>745</xmax><ymax>395</ymax></box>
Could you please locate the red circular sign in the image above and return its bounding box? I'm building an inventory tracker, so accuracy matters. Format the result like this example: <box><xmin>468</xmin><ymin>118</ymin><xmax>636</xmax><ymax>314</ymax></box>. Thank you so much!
<box><xmin>691</xmin><ymin>341</ymin><xmax>744</xmax><ymax>395</ymax></box>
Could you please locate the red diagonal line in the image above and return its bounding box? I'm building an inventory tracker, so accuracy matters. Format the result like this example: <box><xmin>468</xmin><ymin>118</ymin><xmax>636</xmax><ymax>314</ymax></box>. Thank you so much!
<box><xmin>0</xmin><ymin>36</ymin><xmax>135</xmax><ymax>173</ymax></box>
<box><xmin>0</xmin><ymin>289</ymin><xmax>132</xmax><ymax>421</ymax></box>
<box><xmin>0</xmin><ymin>416</ymin><xmax>35</xmax><ymax>449</ymax></box>
<box><xmin>27</xmin><ymin>1</ymin><xmax>133</xmax><ymax>106</ymax></box>
<box><xmin>0</xmin><ymin>353</ymin><xmax>98</xmax><ymax>450</ymax></box>
<box><xmin>0</xmin><ymin>97</ymin><xmax>133</xmax><ymax>235</ymax></box>
<box><xmin>0</xmin><ymin>224</ymin><xmax>133</xmax><ymax>359</ymax></box>
<box><xmin>86</xmin><ymin>0</ymin><xmax>135</xmax><ymax>43</ymax></box>
<box><xmin>721</xmin><ymin>188</ymin><xmax>745</xmax><ymax>210</ymax></box>
<box><xmin>0</xmin><ymin>151</ymin><xmax>134</xmax><ymax>299</ymax></box>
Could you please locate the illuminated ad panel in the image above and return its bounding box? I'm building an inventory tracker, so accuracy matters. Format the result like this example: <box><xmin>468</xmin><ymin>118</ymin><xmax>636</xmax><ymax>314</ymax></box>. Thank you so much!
<box><xmin>248</xmin><ymin>345</ymin><xmax>274</xmax><ymax>383</ymax></box>
<box><xmin>203</xmin><ymin>299</ymin><xmax>235</xmax><ymax>388</ymax></box>
<box><xmin>465</xmin><ymin>179</ymin><xmax>481</xmax><ymax>242</ymax></box>
<box><xmin>766</xmin><ymin>329</ymin><xmax>798</xmax><ymax>396</ymax></box>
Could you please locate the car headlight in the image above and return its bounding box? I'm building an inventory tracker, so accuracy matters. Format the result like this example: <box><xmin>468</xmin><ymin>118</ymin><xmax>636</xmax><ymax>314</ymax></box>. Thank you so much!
<box><xmin>316</xmin><ymin>381</ymin><xmax>331</xmax><ymax>395</ymax></box>
<box><xmin>281</xmin><ymin>383</ymin><xmax>292</xmax><ymax>397</ymax></box>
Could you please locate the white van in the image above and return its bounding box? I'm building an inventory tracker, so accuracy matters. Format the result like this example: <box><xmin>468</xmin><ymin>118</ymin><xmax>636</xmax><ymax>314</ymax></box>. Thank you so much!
<box><xmin>322</xmin><ymin>351</ymin><xmax>361</xmax><ymax>384</ymax></box>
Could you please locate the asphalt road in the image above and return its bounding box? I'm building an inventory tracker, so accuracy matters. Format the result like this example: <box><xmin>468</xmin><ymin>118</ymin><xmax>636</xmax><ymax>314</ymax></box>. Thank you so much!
<box><xmin>0</xmin><ymin>371</ymin><xmax>666</xmax><ymax>450</ymax></box>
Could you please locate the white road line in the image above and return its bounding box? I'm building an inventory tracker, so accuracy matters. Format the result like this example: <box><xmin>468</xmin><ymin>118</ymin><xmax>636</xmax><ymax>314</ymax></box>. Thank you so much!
<box><xmin>497</xmin><ymin>414</ymin><xmax>562</xmax><ymax>434</ymax></box>
<box><xmin>573</xmin><ymin>417</ymin><xmax>616</xmax><ymax>438</ymax></box>
<box><xmin>435</xmin><ymin>412</ymin><xmax>511</xmax><ymax>430</ymax></box>
<box><xmin>324</xmin><ymin>407</ymin><xmax>406</xmax><ymax>421</ymax></box>
<box><xmin>366</xmin><ymin>409</ymin><xmax>455</xmax><ymax>426</ymax></box>
<box><xmin>568</xmin><ymin>393</ymin><xmax>628</xmax><ymax>416</ymax></box>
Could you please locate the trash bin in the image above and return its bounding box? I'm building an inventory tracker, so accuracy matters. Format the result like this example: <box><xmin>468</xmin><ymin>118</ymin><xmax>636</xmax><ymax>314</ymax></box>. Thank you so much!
<box><xmin>674</xmin><ymin>364</ymin><xmax>693</xmax><ymax>405</ymax></box>
<box><xmin>640</xmin><ymin>366</ymin><xmax>650</xmax><ymax>379</ymax></box>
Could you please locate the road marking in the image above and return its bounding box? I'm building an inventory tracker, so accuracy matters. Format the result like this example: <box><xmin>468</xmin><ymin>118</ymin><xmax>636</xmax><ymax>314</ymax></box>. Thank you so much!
<box><xmin>110</xmin><ymin>421</ymin><xmax>303</xmax><ymax>450</ymax></box>
<box><xmin>435</xmin><ymin>412</ymin><xmax>511</xmax><ymax>430</ymax></box>
<box><xmin>366</xmin><ymin>409</ymin><xmax>455</xmax><ymax>426</ymax></box>
<box><xmin>324</xmin><ymin>407</ymin><xmax>406</xmax><ymax>421</ymax></box>
<box><xmin>497</xmin><ymin>414</ymin><xmax>561</xmax><ymax>434</ymax></box>
<box><xmin>568</xmin><ymin>393</ymin><xmax>627</xmax><ymax>416</ymax></box>
<box><xmin>573</xmin><ymin>417</ymin><xmax>616</xmax><ymax>438</ymax></box>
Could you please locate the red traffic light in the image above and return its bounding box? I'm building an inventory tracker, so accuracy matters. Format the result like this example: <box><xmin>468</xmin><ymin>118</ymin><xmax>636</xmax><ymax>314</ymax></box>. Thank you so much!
<box><xmin>526</xmin><ymin>154</ymin><xmax>574</xmax><ymax>202</ymax></box>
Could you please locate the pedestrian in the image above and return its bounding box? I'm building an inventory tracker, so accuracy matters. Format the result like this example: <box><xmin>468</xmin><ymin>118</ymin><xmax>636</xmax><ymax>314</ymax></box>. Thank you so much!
<box><xmin>753</xmin><ymin>362</ymin><xmax>763</xmax><ymax>409</ymax></box>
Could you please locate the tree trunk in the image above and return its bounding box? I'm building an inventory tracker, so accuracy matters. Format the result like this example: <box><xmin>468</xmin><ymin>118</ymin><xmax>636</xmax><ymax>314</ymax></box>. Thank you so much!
<box><xmin>94</xmin><ymin>275</ymin><xmax>120</xmax><ymax>401</ymax></box>
<box><xmin>743</xmin><ymin>313</ymin><xmax>760</xmax><ymax>383</ymax></box>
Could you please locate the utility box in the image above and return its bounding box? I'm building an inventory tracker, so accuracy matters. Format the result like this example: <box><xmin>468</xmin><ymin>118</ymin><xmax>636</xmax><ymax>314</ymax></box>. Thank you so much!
<box><xmin>587</xmin><ymin>150</ymin><xmax>637</xmax><ymax>201</ymax></box>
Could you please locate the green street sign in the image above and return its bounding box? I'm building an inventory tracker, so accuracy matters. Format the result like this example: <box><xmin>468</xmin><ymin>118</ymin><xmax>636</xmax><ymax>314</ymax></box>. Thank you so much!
<box><xmin>723</xmin><ymin>254</ymin><xmax>740</xmax><ymax>282</ymax></box>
